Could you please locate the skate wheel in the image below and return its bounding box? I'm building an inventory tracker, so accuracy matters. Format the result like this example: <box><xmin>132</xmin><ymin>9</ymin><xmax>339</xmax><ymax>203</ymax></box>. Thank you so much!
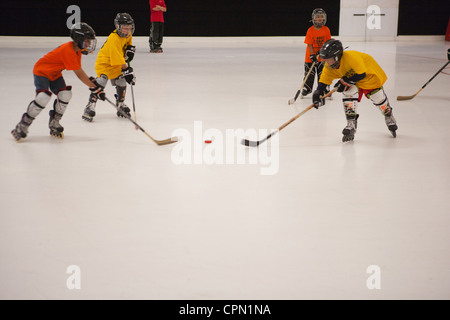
<box><xmin>342</xmin><ymin>135</ymin><xmax>354</xmax><ymax>143</ymax></box>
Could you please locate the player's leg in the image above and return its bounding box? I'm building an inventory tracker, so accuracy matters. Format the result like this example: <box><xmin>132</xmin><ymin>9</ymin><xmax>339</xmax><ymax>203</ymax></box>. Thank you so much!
<box><xmin>301</xmin><ymin>62</ymin><xmax>315</xmax><ymax>98</ymax></box>
<box><xmin>11</xmin><ymin>75</ymin><xmax>52</xmax><ymax>141</ymax></box>
<box><xmin>368</xmin><ymin>87</ymin><xmax>398</xmax><ymax>137</ymax></box>
<box><xmin>150</xmin><ymin>22</ymin><xmax>158</xmax><ymax>53</ymax></box>
<box><xmin>83</xmin><ymin>74</ymin><xmax>108</xmax><ymax>122</ymax></box>
<box><xmin>111</xmin><ymin>77</ymin><xmax>131</xmax><ymax>118</ymax></box>
<box><xmin>156</xmin><ymin>22</ymin><xmax>164</xmax><ymax>52</ymax></box>
<box><xmin>49</xmin><ymin>77</ymin><xmax>72</xmax><ymax>138</ymax></box>
<box><xmin>341</xmin><ymin>85</ymin><xmax>360</xmax><ymax>142</ymax></box>
<box><xmin>149</xmin><ymin>23</ymin><xmax>154</xmax><ymax>51</ymax></box>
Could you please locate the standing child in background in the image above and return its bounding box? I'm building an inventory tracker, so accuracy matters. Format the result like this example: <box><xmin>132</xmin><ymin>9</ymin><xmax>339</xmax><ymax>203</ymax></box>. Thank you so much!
<box><xmin>312</xmin><ymin>39</ymin><xmax>398</xmax><ymax>142</ymax></box>
<box><xmin>149</xmin><ymin>0</ymin><xmax>167</xmax><ymax>53</ymax></box>
<box><xmin>11</xmin><ymin>22</ymin><xmax>104</xmax><ymax>141</ymax></box>
<box><xmin>83</xmin><ymin>13</ymin><xmax>136</xmax><ymax>122</ymax></box>
<box><xmin>301</xmin><ymin>8</ymin><xmax>332</xmax><ymax>99</ymax></box>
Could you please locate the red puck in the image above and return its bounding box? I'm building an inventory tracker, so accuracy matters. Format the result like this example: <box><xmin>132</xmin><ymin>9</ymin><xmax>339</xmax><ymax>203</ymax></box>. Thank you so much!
<box><xmin>204</xmin><ymin>140</ymin><xmax>212</xmax><ymax>144</ymax></box>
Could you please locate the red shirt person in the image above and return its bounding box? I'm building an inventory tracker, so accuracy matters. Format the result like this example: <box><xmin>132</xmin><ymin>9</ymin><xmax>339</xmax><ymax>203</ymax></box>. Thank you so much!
<box><xmin>149</xmin><ymin>0</ymin><xmax>167</xmax><ymax>53</ymax></box>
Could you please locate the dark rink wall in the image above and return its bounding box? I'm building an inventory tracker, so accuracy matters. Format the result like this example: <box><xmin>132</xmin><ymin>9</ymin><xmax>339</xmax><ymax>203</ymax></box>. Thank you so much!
<box><xmin>0</xmin><ymin>0</ymin><xmax>447</xmax><ymax>37</ymax></box>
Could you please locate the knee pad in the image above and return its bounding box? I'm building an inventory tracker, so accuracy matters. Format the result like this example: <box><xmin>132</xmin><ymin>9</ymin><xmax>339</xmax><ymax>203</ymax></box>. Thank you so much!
<box><xmin>96</xmin><ymin>74</ymin><xmax>109</xmax><ymax>88</ymax></box>
<box><xmin>342</xmin><ymin>84</ymin><xmax>359</xmax><ymax>98</ymax></box>
<box><xmin>53</xmin><ymin>86</ymin><xmax>72</xmax><ymax>115</ymax></box>
<box><xmin>368</xmin><ymin>88</ymin><xmax>392</xmax><ymax>115</ymax></box>
<box><xmin>35</xmin><ymin>89</ymin><xmax>52</xmax><ymax>108</ymax></box>
<box><xmin>26</xmin><ymin>89</ymin><xmax>52</xmax><ymax>118</ymax></box>
<box><xmin>112</xmin><ymin>76</ymin><xmax>127</xmax><ymax>88</ymax></box>
<box><xmin>343</xmin><ymin>98</ymin><xmax>358</xmax><ymax>118</ymax></box>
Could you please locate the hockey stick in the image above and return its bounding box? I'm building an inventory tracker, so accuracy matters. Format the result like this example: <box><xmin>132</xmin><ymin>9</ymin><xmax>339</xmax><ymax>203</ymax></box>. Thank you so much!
<box><xmin>397</xmin><ymin>60</ymin><xmax>450</xmax><ymax>101</ymax></box>
<box><xmin>105</xmin><ymin>97</ymin><xmax>178</xmax><ymax>146</ymax></box>
<box><xmin>288</xmin><ymin>60</ymin><xmax>317</xmax><ymax>105</ymax></box>
<box><xmin>127</xmin><ymin>61</ymin><xmax>138</xmax><ymax>127</ymax></box>
<box><xmin>242</xmin><ymin>88</ymin><xmax>336</xmax><ymax>147</ymax></box>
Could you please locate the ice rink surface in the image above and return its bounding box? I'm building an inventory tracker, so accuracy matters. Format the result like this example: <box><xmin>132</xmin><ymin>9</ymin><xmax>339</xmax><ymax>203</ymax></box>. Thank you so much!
<box><xmin>0</xmin><ymin>36</ymin><xmax>449</xmax><ymax>299</ymax></box>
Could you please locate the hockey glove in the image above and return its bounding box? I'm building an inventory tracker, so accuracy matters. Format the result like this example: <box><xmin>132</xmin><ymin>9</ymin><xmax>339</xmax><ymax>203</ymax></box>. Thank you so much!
<box><xmin>125</xmin><ymin>45</ymin><xmax>136</xmax><ymax>63</ymax></box>
<box><xmin>334</xmin><ymin>76</ymin><xmax>355</xmax><ymax>93</ymax></box>
<box><xmin>122</xmin><ymin>67</ymin><xmax>136</xmax><ymax>85</ymax></box>
<box><xmin>309</xmin><ymin>54</ymin><xmax>318</xmax><ymax>64</ymax></box>
<box><xmin>89</xmin><ymin>77</ymin><xmax>105</xmax><ymax>101</ymax></box>
<box><xmin>312</xmin><ymin>89</ymin><xmax>326</xmax><ymax>109</ymax></box>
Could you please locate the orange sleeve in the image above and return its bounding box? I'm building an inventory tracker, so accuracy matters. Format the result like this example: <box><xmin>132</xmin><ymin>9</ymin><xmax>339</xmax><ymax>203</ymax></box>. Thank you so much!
<box><xmin>304</xmin><ymin>27</ymin><xmax>313</xmax><ymax>45</ymax></box>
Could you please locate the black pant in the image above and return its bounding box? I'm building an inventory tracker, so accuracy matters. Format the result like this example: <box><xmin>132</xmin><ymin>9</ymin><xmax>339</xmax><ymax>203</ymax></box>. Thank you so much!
<box><xmin>149</xmin><ymin>22</ymin><xmax>164</xmax><ymax>50</ymax></box>
<box><xmin>302</xmin><ymin>62</ymin><xmax>325</xmax><ymax>96</ymax></box>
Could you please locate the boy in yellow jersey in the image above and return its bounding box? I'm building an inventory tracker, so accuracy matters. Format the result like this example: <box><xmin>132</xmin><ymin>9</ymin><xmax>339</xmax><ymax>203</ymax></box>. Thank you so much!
<box><xmin>82</xmin><ymin>13</ymin><xmax>137</xmax><ymax>121</ymax></box>
<box><xmin>312</xmin><ymin>39</ymin><xmax>398</xmax><ymax>142</ymax></box>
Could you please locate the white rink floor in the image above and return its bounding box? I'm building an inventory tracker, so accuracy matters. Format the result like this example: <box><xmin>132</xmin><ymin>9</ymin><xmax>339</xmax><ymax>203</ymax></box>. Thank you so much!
<box><xmin>0</xmin><ymin>36</ymin><xmax>449</xmax><ymax>300</ymax></box>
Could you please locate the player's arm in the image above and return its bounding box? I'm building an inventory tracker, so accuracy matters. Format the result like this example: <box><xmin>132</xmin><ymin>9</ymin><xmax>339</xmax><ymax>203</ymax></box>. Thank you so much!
<box><xmin>334</xmin><ymin>72</ymin><xmax>366</xmax><ymax>92</ymax></box>
<box><xmin>73</xmin><ymin>68</ymin><xmax>105</xmax><ymax>100</ymax></box>
<box><xmin>309</xmin><ymin>44</ymin><xmax>318</xmax><ymax>63</ymax></box>
<box><xmin>313</xmin><ymin>82</ymin><xmax>331</xmax><ymax>108</ymax></box>
<box><xmin>73</xmin><ymin>68</ymin><xmax>96</xmax><ymax>88</ymax></box>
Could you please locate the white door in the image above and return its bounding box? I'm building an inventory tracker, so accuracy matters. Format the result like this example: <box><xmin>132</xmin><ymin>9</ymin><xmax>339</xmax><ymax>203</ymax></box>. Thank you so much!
<box><xmin>339</xmin><ymin>0</ymin><xmax>399</xmax><ymax>41</ymax></box>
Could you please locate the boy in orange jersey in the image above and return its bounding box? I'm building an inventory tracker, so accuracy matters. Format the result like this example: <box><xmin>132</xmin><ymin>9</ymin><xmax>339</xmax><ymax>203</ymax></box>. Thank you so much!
<box><xmin>82</xmin><ymin>13</ymin><xmax>136</xmax><ymax>122</ymax></box>
<box><xmin>312</xmin><ymin>39</ymin><xmax>398</xmax><ymax>142</ymax></box>
<box><xmin>11</xmin><ymin>22</ymin><xmax>105</xmax><ymax>141</ymax></box>
<box><xmin>301</xmin><ymin>8</ymin><xmax>332</xmax><ymax>99</ymax></box>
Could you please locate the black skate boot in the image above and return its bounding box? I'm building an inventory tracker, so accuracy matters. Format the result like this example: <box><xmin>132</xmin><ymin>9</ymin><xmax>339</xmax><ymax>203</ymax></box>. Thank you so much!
<box><xmin>116</xmin><ymin>103</ymin><xmax>131</xmax><ymax>118</ymax></box>
<box><xmin>300</xmin><ymin>88</ymin><xmax>310</xmax><ymax>99</ymax></box>
<box><xmin>49</xmin><ymin>110</ymin><xmax>64</xmax><ymax>139</ymax></box>
<box><xmin>82</xmin><ymin>102</ymin><xmax>96</xmax><ymax>122</ymax></box>
<box><xmin>385</xmin><ymin>113</ymin><xmax>398</xmax><ymax>138</ymax></box>
<box><xmin>11</xmin><ymin>113</ymin><xmax>33</xmax><ymax>142</ymax></box>
<box><xmin>342</xmin><ymin>114</ymin><xmax>359</xmax><ymax>142</ymax></box>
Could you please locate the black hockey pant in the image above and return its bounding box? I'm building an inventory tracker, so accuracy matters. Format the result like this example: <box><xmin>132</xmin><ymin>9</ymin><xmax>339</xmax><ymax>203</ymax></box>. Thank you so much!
<box><xmin>302</xmin><ymin>62</ymin><xmax>325</xmax><ymax>96</ymax></box>
<box><xmin>149</xmin><ymin>22</ymin><xmax>164</xmax><ymax>50</ymax></box>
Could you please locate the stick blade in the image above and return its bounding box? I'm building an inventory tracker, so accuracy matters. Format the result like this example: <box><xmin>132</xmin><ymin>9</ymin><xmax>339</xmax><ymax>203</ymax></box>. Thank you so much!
<box><xmin>396</xmin><ymin>95</ymin><xmax>415</xmax><ymax>101</ymax></box>
<box><xmin>156</xmin><ymin>136</ymin><xmax>179</xmax><ymax>146</ymax></box>
<box><xmin>241</xmin><ymin>139</ymin><xmax>259</xmax><ymax>147</ymax></box>
<box><xmin>288</xmin><ymin>98</ymin><xmax>295</xmax><ymax>105</ymax></box>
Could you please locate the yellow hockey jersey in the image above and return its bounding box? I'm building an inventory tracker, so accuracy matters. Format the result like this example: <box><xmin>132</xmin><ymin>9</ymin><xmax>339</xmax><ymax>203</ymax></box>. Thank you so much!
<box><xmin>95</xmin><ymin>30</ymin><xmax>133</xmax><ymax>79</ymax></box>
<box><xmin>319</xmin><ymin>50</ymin><xmax>387</xmax><ymax>90</ymax></box>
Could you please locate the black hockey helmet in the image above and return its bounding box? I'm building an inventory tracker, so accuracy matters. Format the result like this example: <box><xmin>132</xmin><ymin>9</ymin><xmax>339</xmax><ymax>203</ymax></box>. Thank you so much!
<box><xmin>114</xmin><ymin>13</ymin><xmax>135</xmax><ymax>38</ymax></box>
<box><xmin>319</xmin><ymin>39</ymin><xmax>344</xmax><ymax>69</ymax></box>
<box><xmin>70</xmin><ymin>22</ymin><xmax>97</xmax><ymax>55</ymax></box>
<box><xmin>312</xmin><ymin>8</ymin><xmax>327</xmax><ymax>27</ymax></box>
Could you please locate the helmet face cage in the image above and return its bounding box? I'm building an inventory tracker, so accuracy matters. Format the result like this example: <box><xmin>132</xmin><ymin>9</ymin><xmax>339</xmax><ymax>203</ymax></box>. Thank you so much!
<box><xmin>115</xmin><ymin>13</ymin><xmax>135</xmax><ymax>38</ymax></box>
<box><xmin>312</xmin><ymin>8</ymin><xmax>327</xmax><ymax>27</ymax></box>
<box><xmin>319</xmin><ymin>39</ymin><xmax>343</xmax><ymax>69</ymax></box>
<box><xmin>70</xmin><ymin>22</ymin><xmax>97</xmax><ymax>54</ymax></box>
<box><xmin>82</xmin><ymin>38</ymin><xmax>97</xmax><ymax>55</ymax></box>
